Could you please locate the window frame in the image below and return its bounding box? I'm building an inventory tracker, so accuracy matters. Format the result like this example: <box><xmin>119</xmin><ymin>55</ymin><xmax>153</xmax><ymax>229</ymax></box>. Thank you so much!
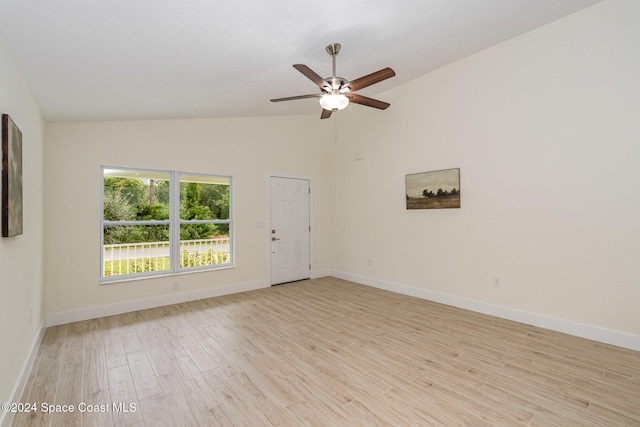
<box><xmin>100</xmin><ymin>166</ymin><xmax>233</xmax><ymax>283</ymax></box>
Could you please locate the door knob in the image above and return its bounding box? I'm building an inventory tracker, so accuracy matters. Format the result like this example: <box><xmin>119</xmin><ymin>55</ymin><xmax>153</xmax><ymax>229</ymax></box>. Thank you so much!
<box><xmin>272</xmin><ymin>237</ymin><xmax>280</xmax><ymax>241</ymax></box>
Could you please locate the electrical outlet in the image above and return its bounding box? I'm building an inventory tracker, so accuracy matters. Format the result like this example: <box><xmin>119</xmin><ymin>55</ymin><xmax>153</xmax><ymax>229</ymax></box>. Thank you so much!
<box><xmin>172</xmin><ymin>282</ymin><xmax>179</xmax><ymax>291</ymax></box>
<box><xmin>368</xmin><ymin>258</ymin><xmax>372</xmax><ymax>267</ymax></box>
<box><xmin>493</xmin><ymin>277</ymin><xmax>501</xmax><ymax>288</ymax></box>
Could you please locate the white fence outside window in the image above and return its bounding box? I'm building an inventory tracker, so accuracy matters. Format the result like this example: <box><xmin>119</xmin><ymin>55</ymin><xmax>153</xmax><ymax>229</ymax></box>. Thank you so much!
<box><xmin>103</xmin><ymin>238</ymin><xmax>230</xmax><ymax>276</ymax></box>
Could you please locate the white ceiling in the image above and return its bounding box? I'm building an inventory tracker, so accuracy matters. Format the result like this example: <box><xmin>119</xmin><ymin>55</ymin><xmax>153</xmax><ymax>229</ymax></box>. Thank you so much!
<box><xmin>0</xmin><ymin>0</ymin><xmax>601</xmax><ymax>122</ymax></box>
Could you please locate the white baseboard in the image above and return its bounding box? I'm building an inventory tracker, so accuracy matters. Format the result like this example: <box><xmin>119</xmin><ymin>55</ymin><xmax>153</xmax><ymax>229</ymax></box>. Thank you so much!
<box><xmin>46</xmin><ymin>280</ymin><xmax>268</xmax><ymax>326</ymax></box>
<box><xmin>311</xmin><ymin>269</ymin><xmax>330</xmax><ymax>279</ymax></box>
<box><xmin>0</xmin><ymin>324</ymin><xmax>45</xmax><ymax>427</ymax></box>
<box><xmin>331</xmin><ymin>270</ymin><xmax>640</xmax><ymax>352</ymax></box>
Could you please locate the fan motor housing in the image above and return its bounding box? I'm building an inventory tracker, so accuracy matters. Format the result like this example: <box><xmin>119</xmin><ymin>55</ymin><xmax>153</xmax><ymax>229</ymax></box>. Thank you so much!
<box><xmin>322</xmin><ymin>76</ymin><xmax>349</xmax><ymax>92</ymax></box>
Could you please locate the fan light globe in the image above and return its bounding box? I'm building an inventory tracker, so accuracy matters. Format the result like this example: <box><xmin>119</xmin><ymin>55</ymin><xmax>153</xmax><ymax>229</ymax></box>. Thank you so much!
<box><xmin>319</xmin><ymin>93</ymin><xmax>349</xmax><ymax>111</ymax></box>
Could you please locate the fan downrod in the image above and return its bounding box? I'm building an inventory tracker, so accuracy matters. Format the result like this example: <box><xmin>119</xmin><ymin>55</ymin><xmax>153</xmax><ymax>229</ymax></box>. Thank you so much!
<box><xmin>324</xmin><ymin>43</ymin><xmax>345</xmax><ymax>90</ymax></box>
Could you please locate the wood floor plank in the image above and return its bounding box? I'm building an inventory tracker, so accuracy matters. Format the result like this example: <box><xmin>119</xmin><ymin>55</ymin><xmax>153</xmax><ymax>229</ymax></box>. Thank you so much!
<box><xmin>107</xmin><ymin>364</ymin><xmax>144</xmax><ymax>426</ymax></box>
<box><xmin>182</xmin><ymin>370</ymin><xmax>224</xmax><ymax>414</ymax></box>
<box><xmin>11</xmin><ymin>340</ymin><xmax>64</xmax><ymax>427</ymax></box>
<box><xmin>178</xmin><ymin>334</ymin><xmax>220</xmax><ymax>374</ymax></box>
<box><xmin>117</xmin><ymin>314</ymin><xmax>144</xmax><ymax>354</ymax></box>
<box><xmin>285</xmin><ymin>399</ymin><xmax>334</xmax><ymax>427</ymax></box>
<box><xmin>50</xmin><ymin>361</ymin><xmax>83</xmax><ymax>427</ymax></box>
<box><xmin>284</xmin><ymin>373</ymin><xmax>354</xmax><ymax>421</ymax></box>
<box><xmin>81</xmin><ymin>388</ymin><xmax>114</xmax><ymax>427</ymax></box>
<box><xmin>155</xmin><ymin>372</ymin><xmax>203</xmax><ymax>427</ymax></box>
<box><xmin>13</xmin><ymin>277</ymin><xmax>640</xmax><ymax>426</ymax></box>
<box><xmin>200</xmin><ymin>368</ymin><xmax>272</xmax><ymax>426</ymax></box>
<box><xmin>342</xmin><ymin>398</ymin><xmax>406</xmax><ymax>427</ymax></box>
<box><xmin>380</xmin><ymin>385</ymin><xmax>465</xmax><ymax>426</ymax></box>
<box><xmin>225</xmin><ymin>372</ymin><xmax>300</xmax><ymax>426</ymax></box>
<box><xmin>84</xmin><ymin>346</ymin><xmax>110</xmax><ymax>398</ymax></box>
<box><xmin>140</xmin><ymin>336</ymin><xmax>174</xmax><ymax>377</ymax></box>
<box><xmin>103</xmin><ymin>331</ymin><xmax>128</xmax><ymax>370</ymax></box>
<box><xmin>232</xmin><ymin>352</ymin><xmax>301</xmax><ymax>407</ymax></box>
<box><xmin>138</xmin><ymin>395</ymin><xmax>177</xmax><ymax>427</ymax></box>
<box><xmin>126</xmin><ymin>350</ymin><xmax>162</xmax><ymax>401</ymax></box>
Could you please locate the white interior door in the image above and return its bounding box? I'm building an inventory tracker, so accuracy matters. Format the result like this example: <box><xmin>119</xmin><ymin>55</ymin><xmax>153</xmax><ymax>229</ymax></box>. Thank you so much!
<box><xmin>270</xmin><ymin>177</ymin><xmax>310</xmax><ymax>285</ymax></box>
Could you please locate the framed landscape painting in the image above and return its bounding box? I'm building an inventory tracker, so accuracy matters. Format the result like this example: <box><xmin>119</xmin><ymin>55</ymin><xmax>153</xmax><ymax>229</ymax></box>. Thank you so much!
<box><xmin>406</xmin><ymin>168</ymin><xmax>460</xmax><ymax>209</ymax></box>
<box><xmin>2</xmin><ymin>114</ymin><xmax>23</xmax><ymax>237</ymax></box>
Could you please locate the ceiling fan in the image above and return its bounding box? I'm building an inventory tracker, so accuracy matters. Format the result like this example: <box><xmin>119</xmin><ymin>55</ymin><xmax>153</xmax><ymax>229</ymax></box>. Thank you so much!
<box><xmin>270</xmin><ymin>43</ymin><xmax>396</xmax><ymax>119</ymax></box>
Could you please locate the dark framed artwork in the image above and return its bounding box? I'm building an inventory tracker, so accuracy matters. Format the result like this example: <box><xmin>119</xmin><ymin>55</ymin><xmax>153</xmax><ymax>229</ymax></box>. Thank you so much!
<box><xmin>2</xmin><ymin>114</ymin><xmax>23</xmax><ymax>237</ymax></box>
<box><xmin>406</xmin><ymin>168</ymin><xmax>460</xmax><ymax>209</ymax></box>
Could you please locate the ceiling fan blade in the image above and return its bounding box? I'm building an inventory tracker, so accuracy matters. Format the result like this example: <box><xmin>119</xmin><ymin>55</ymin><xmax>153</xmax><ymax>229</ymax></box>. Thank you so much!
<box><xmin>346</xmin><ymin>67</ymin><xmax>395</xmax><ymax>92</ymax></box>
<box><xmin>270</xmin><ymin>94</ymin><xmax>320</xmax><ymax>102</ymax></box>
<box><xmin>320</xmin><ymin>109</ymin><xmax>332</xmax><ymax>119</ymax></box>
<box><xmin>346</xmin><ymin>93</ymin><xmax>390</xmax><ymax>110</ymax></box>
<box><xmin>293</xmin><ymin>64</ymin><xmax>329</xmax><ymax>89</ymax></box>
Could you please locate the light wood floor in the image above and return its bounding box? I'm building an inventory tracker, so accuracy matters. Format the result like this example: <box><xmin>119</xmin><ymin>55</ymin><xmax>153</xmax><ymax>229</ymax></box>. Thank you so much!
<box><xmin>12</xmin><ymin>277</ymin><xmax>640</xmax><ymax>426</ymax></box>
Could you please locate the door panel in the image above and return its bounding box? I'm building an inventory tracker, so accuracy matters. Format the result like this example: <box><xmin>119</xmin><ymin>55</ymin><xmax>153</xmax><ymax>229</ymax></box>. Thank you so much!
<box><xmin>270</xmin><ymin>177</ymin><xmax>310</xmax><ymax>285</ymax></box>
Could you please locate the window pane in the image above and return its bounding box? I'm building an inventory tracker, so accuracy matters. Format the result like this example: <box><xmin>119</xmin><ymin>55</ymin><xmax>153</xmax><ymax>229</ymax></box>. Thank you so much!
<box><xmin>179</xmin><ymin>227</ymin><xmax>231</xmax><ymax>268</ymax></box>
<box><xmin>104</xmin><ymin>169</ymin><xmax>170</xmax><ymax>221</ymax></box>
<box><xmin>101</xmin><ymin>168</ymin><xmax>233</xmax><ymax>281</ymax></box>
<box><xmin>180</xmin><ymin>175</ymin><xmax>230</xmax><ymax>221</ymax></box>
<box><xmin>103</xmin><ymin>225</ymin><xmax>170</xmax><ymax>276</ymax></box>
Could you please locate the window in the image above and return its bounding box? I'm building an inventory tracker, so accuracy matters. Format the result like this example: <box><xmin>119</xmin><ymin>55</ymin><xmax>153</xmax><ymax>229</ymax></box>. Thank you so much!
<box><xmin>101</xmin><ymin>167</ymin><xmax>232</xmax><ymax>282</ymax></box>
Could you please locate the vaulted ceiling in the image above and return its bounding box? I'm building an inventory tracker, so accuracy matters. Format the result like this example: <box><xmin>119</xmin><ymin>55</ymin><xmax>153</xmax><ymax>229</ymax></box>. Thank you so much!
<box><xmin>0</xmin><ymin>0</ymin><xmax>601</xmax><ymax>122</ymax></box>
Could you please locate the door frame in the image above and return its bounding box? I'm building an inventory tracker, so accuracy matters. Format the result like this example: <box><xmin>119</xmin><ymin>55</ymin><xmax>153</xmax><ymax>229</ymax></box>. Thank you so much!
<box><xmin>267</xmin><ymin>173</ymin><xmax>314</xmax><ymax>285</ymax></box>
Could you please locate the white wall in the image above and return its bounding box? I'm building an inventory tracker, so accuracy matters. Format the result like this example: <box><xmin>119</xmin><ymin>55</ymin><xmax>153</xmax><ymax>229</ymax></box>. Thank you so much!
<box><xmin>331</xmin><ymin>0</ymin><xmax>640</xmax><ymax>347</ymax></box>
<box><xmin>0</xmin><ymin>33</ymin><xmax>45</xmax><ymax>418</ymax></box>
<box><xmin>44</xmin><ymin>116</ymin><xmax>334</xmax><ymax>320</ymax></box>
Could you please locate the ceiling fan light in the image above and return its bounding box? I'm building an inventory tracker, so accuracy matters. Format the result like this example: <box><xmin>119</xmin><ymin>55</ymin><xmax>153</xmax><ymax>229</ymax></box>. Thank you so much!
<box><xmin>319</xmin><ymin>93</ymin><xmax>349</xmax><ymax>111</ymax></box>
